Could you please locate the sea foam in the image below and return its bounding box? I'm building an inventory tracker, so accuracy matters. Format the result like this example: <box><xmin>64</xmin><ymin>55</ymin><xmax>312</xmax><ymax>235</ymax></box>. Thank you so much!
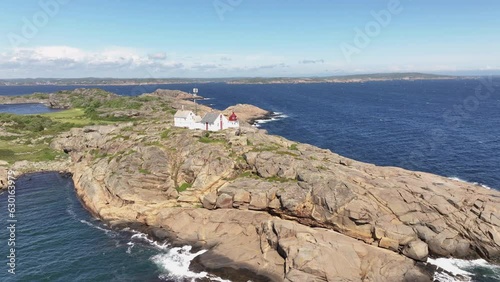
<box><xmin>447</xmin><ymin>176</ymin><xmax>494</xmax><ymax>190</ymax></box>
<box><xmin>427</xmin><ymin>257</ymin><xmax>500</xmax><ymax>282</ymax></box>
<box><xmin>129</xmin><ymin>231</ymin><xmax>231</xmax><ymax>281</ymax></box>
<box><xmin>253</xmin><ymin>111</ymin><xmax>289</xmax><ymax>127</ymax></box>
<box><xmin>151</xmin><ymin>246</ymin><xmax>231</xmax><ymax>282</ymax></box>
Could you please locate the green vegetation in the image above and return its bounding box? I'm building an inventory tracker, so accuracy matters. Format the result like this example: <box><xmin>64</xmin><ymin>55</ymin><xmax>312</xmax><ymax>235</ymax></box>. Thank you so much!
<box><xmin>101</xmin><ymin>97</ymin><xmax>142</xmax><ymax>110</ymax></box>
<box><xmin>160</xmin><ymin>129</ymin><xmax>172</xmax><ymax>139</ymax></box>
<box><xmin>139</xmin><ymin>168</ymin><xmax>151</xmax><ymax>174</ymax></box>
<box><xmin>111</xmin><ymin>134</ymin><xmax>130</xmax><ymax>141</ymax></box>
<box><xmin>41</xmin><ymin>108</ymin><xmax>94</xmax><ymax>125</ymax></box>
<box><xmin>0</xmin><ymin>88</ymin><xmax>180</xmax><ymax>164</ymax></box>
<box><xmin>0</xmin><ymin>140</ymin><xmax>63</xmax><ymax>163</ymax></box>
<box><xmin>239</xmin><ymin>171</ymin><xmax>259</xmax><ymax>179</ymax></box>
<box><xmin>0</xmin><ymin>113</ymin><xmax>74</xmax><ymax>134</ymax></box>
<box><xmin>316</xmin><ymin>165</ymin><xmax>327</xmax><ymax>171</ymax></box>
<box><xmin>90</xmin><ymin>149</ymin><xmax>110</xmax><ymax>159</ymax></box>
<box><xmin>0</xmin><ymin>107</ymin><xmax>110</xmax><ymax>163</ymax></box>
<box><xmin>276</xmin><ymin>150</ymin><xmax>299</xmax><ymax>157</ymax></box>
<box><xmin>265</xmin><ymin>176</ymin><xmax>296</xmax><ymax>183</ymax></box>
<box><xmin>199</xmin><ymin>132</ymin><xmax>225</xmax><ymax>144</ymax></box>
<box><xmin>250</xmin><ymin>143</ymin><xmax>280</xmax><ymax>152</ymax></box>
<box><xmin>238</xmin><ymin>170</ymin><xmax>296</xmax><ymax>183</ymax></box>
<box><xmin>289</xmin><ymin>143</ymin><xmax>298</xmax><ymax>150</ymax></box>
<box><xmin>177</xmin><ymin>182</ymin><xmax>192</xmax><ymax>192</ymax></box>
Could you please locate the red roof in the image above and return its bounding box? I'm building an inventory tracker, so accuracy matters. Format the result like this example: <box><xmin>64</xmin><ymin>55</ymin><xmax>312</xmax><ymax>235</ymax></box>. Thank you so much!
<box><xmin>229</xmin><ymin>112</ymin><xmax>238</xmax><ymax>121</ymax></box>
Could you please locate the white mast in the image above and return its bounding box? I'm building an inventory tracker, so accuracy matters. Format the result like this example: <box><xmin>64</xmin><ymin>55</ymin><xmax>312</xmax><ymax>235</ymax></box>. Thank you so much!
<box><xmin>193</xmin><ymin>87</ymin><xmax>198</xmax><ymax>115</ymax></box>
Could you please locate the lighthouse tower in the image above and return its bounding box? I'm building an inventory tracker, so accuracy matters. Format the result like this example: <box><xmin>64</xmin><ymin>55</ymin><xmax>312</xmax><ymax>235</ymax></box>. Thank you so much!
<box><xmin>227</xmin><ymin>112</ymin><xmax>239</xmax><ymax>128</ymax></box>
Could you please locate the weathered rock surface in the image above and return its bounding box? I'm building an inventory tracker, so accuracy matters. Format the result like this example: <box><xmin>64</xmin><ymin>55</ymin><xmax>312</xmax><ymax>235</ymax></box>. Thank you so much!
<box><xmin>146</xmin><ymin>89</ymin><xmax>202</xmax><ymax>100</ymax></box>
<box><xmin>223</xmin><ymin>103</ymin><xmax>272</xmax><ymax>123</ymax></box>
<box><xmin>49</xmin><ymin>118</ymin><xmax>500</xmax><ymax>281</ymax></box>
<box><xmin>145</xmin><ymin>208</ymin><xmax>430</xmax><ymax>282</ymax></box>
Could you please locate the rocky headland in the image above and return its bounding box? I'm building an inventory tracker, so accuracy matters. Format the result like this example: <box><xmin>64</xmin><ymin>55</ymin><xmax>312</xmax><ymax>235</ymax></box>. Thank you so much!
<box><xmin>1</xmin><ymin>88</ymin><xmax>499</xmax><ymax>281</ymax></box>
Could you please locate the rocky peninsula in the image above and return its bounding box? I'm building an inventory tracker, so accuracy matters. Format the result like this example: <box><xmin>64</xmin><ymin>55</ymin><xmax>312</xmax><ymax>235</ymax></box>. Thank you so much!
<box><xmin>1</xmin><ymin>88</ymin><xmax>499</xmax><ymax>281</ymax></box>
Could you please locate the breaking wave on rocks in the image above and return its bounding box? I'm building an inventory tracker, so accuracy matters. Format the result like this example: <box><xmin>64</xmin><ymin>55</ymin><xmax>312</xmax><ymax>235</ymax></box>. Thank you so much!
<box><xmin>151</xmin><ymin>246</ymin><xmax>230</xmax><ymax>282</ymax></box>
<box><xmin>447</xmin><ymin>176</ymin><xmax>494</xmax><ymax>190</ymax></box>
<box><xmin>128</xmin><ymin>231</ymin><xmax>231</xmax><ymax>282</ymax></box>
<box><xmin>427</xmin><ymin>257</ymin><xmax>500</xmax><ymax>282</ymax></box>
<box><xmin>71</xmin><ymin>199</ymin><xmax>231</xmax><ymax>281</ymax></box>
<box><xmin>254</xmin><ymin>111</ymin><xmax>288</xmax><ymax>127</ymax></box>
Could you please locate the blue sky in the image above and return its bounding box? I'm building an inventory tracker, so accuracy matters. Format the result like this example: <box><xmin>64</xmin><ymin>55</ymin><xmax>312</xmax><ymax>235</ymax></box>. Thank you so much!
<box><xmin>0</xmin><ymin>0</ymin><xmax>499</xmax><ymax>78</ymax></box>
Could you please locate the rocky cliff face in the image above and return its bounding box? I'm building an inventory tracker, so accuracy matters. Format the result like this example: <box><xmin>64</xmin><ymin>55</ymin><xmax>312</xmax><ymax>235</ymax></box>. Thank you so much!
<box><xmin>50</xmin><ymin>116</ymin><xmax>500</xmax><ymax>281</ymax></box>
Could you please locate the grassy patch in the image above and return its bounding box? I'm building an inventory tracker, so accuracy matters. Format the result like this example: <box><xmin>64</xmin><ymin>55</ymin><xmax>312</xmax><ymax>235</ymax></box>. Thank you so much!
<box><xmin>160</xmin><ymin>129</ymin><xmax>172</xmax><ymax>139</ymax></box>
<box><xmin>0</xmin><ymin>140</ymin><xmax>63</xmax><ymax>163</ymax></box>
<box><xmin>139</xmin><ymin>168</ymin><xmax>151</xmax><ymax>174</ymax></box>
<box><xmin>239</xmin><ymin>171</ymin><xmax>259</xmax><ymax>179</ymax></box>
<box><xmin>276</xmin><ymin>150</ymin><xmax>300</xmax><ymax>157</ymax></box>
<box><xmin>101</xmin><ymin>97</ymin><xmax>142</xmax><ymax>110</ymax></box>
<box><xmin>111</xmin><ymin>134</ymin><xmax>130</xmax><ymax>141</ymax></box>
<box><xmin>176</xmin><ymin>182</ymin><xmax>192</xmax><ymax>192</ymax></box>
<box><xmin>316</xmin><ymin>165</ymin><xmax>327</xmax><ymax>170</ymax></box>
<box><xmin>265</xmin><ymin>176</ymin><xmax>296</xmax><ymax>183</ymax></box>
<box><xmin>199</xmin><ymin>136</ymin><xmax>225</xmax><ymax>144</ymax></box>
<box><xmin>90</xmin><ymin>149</ymin><xmax>110</xmax><ymax>159</ymax></box>
<box><xmin>41</xmin><ymin>108</ymin><xmax>94</xmax><ymax>125</ymax></box>
<box><xmin>289</xmin><ymin>144</ymin><xmax>299</xmax><ymax>150</ymax></box>
<box><xmin>250</xmin><ymin>144</ymin><xmax>280</xmax><ymax>152</ymax></box>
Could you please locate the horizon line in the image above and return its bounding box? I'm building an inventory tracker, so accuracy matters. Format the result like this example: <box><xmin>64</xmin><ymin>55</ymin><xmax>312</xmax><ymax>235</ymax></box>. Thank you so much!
<box><xmin>1</xmin><ymin>72</ymin><xmax>498</xmax><ymax>81</ymax></box>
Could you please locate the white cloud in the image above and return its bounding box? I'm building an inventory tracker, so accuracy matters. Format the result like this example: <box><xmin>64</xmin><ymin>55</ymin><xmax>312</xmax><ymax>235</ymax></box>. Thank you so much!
<box><xmin>299</xmin><ymin>59</ymin><xmax>325</xmax><ymax>64</ymax></box>
<box><xmin>0</xmin><ymin>46</ymin><xmax>322</xmax><ymax>77</ymax></box>
<box><xmin>0</xmin><ymin>46</ymin><xmax>188</xmax><ymax>77</ymax></box>
<box><xmin>3</xmin><ymin>45</ymin><xmax>495</xmax><ymax>78</ymax></box>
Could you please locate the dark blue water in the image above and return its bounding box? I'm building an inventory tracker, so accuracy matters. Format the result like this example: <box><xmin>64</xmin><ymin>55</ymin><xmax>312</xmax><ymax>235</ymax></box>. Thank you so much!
<box><xmin>0</xmin><ymin>103</ymin><xmax>60</xmax><ymax>115</ymax></box>
<box><xmin>0</xmin><ymin>173</ymin><xmax>166</xmax><ymax>281</ymax></box>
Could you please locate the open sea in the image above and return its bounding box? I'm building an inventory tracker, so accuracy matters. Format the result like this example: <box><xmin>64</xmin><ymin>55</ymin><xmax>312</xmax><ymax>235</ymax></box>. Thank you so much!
<box><xmin>1</xmin><ymin>80</ymin><xmax>500</xmax><ymax>281</ymax></box>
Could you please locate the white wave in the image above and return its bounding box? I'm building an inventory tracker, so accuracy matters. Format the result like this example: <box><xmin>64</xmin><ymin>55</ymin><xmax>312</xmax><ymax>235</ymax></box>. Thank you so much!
<box><xmin>129</xmin><ymin>231</ymin><xmax>232</xmax><ymax>281</ymax></box>
<box><xmin>447</xmin><ymin>176</ymin><xmax>493</xmax><ymax>190</ymax></box>
<box><xmin>151</xmin><ymin>246</ymin><xmax>210</xmax><ymax>281</ymax></box>
<box><xmin>252</xmin><ymin>112</ymin><xmax>289</xmax><ymax>127</ymax></box>
<box><xmin>427</xmin><ymin>257</ymin><xmax>500</xmax><ymax>281</ymax></box>
<box><xmin>126</xmin><ymin>242</ymin><xmax>134</xmax><ymax>254</ymax></box>
<box><xmin>130</xmin><ymin>231</ymin><xmax>170</xmax><ymax>250</ymax></box>
<box><xmin>66</xmin><ymin>206</ymin><xmax>77</xmax><ymax>219</ymax></box>
<box><xmin>273</xmin><ymin>112</ymin><xmax>289</xmax><ymax>119</ymax></box>
<box><xmin>427</xmin><ymin>257</ymin><xmax>472</xmax><ymax>277</ymax></box>
<box><xmin>79</xmin><ymin>219</ymin><xmax>117</xmax><ymax>238</ymax></box>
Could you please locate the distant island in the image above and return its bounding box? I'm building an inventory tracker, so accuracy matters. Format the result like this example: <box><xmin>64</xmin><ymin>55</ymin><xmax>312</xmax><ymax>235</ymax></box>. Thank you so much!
<box><xmin>0</xmin><ymin>72</ymin><xmax>471</xmax><ymax>86</ymax></box>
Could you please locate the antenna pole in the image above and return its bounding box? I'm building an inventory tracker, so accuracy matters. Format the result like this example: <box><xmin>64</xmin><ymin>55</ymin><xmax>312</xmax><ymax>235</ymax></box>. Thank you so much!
<box><xmin>193</xmin><ymin>88</ymin><xmax>198</xmax><ymax>115</ymax></box>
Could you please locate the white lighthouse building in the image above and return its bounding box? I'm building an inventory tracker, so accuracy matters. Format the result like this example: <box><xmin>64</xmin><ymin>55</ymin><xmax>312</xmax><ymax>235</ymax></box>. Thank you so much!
<box><xmin>173</xmin><ymin>110</ymin><xmax>239</xmax><ymax>131</ymax></box>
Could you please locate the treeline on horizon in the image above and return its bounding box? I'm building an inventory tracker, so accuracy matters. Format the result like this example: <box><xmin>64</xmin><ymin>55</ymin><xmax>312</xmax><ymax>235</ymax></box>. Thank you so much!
<box><xmin>0</xmin><ymin>72</ymin><xmax>481</xmax><ymax>86</ymax></box>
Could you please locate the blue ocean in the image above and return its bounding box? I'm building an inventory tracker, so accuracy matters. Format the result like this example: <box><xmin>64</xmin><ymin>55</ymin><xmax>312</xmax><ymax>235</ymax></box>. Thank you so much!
<box><xmin>1</xmin><ymin>80</ymin><xmax>500</xmax><ymax>281</ymax></box>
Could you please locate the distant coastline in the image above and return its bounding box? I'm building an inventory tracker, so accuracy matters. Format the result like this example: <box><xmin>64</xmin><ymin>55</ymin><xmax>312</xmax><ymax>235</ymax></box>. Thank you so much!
<box><xmin>0</xmin><ymin>72</ymin><xmax>476</xmax><ymax>86</ymax></box>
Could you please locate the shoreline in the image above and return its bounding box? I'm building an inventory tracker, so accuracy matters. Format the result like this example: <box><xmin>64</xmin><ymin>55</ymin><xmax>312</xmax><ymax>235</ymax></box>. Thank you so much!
<box><xmin>4</xmin><ymin>170</ymin><xmax>496</xmax><ymax>282</ymax></box>
<box><xmin>0</xmin><ymin>75</ymin><xmax>475</xmax><ymax>88</ymax></box>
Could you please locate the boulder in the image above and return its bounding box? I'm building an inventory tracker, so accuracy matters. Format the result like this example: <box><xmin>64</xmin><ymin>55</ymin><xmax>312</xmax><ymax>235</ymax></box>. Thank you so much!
<box><xmin>403</xmin><ymin>240</ymin><xmax>429</xmax><ymax>261</ymax></box>
<box><xmin>202</xmin><ymin>192</ymin><xmax>217</xmax><ymax>210</ymax></box>
<box><xmin>216</xmin><ymin>193</ymin><xmax>233</xmax><ymax>209</ymax></box>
